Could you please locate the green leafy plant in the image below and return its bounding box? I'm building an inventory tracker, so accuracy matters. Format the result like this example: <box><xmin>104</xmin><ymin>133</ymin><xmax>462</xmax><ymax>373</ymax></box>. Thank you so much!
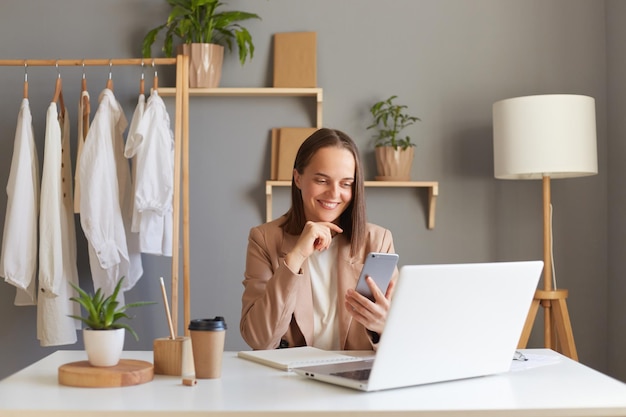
<box><xmin>367</xmin><ymin>95</ymin><xmax>421</xmax><ymax>150</ymax></box>
<box><xmin>69</xmin><ymin>277</ymin><xmax>155</xmax><ymax>341</ymax></box>
<box><xmin>141</xmin><ymin>0</ymin><xmax>261</xmax><ymax>65</ymax></box>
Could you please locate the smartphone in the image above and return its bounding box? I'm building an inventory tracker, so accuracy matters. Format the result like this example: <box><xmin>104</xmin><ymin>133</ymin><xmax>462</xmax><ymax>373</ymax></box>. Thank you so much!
<box><xmin>355</xmin><ymin>252</ymin><xmax>399</xmax><ymax>301</ymax></box>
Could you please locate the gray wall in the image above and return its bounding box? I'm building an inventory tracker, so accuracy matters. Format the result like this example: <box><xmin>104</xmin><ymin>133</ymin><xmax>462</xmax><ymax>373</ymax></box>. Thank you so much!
<box><xmin>607</xmin><ymin>0</ymin><xmax>626</xmax><ymax>382</ymax></box>
<box><xmin>0</xmin><ymin>0</ymin><xmax>621</xmax><ymax>382</ymax></box>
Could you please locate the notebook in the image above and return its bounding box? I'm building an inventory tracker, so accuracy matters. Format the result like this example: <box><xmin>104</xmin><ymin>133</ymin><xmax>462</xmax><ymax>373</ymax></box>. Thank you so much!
<box><xmin>238</xmin><ymin>346</ymin><xmax>366</xmax><ymax>371</ymax></box>
<box><xmin>293</xmin><ymin>260</ymin><xmax>543</xmax><ymax>391</ymax></box>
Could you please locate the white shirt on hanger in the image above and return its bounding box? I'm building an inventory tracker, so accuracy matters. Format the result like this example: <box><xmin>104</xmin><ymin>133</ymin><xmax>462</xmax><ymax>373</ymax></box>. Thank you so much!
<box><xmin>125</xmin><ymin>93</ymin><xmax>145</xmax><ymax>234</ymax></box>
<box><xmin>125</xmin><ymin>90</ymin><xmax>173</xmax><ymax>256</ymax></box>
<box><xmin>73</xmin><ymin>90</ymin><xmax>90</xmax><ymax>213</ymax></box>
<box><xmin>0</xmin><ymin>98</ymin><xmax>39</xmax><ymax>306</ymax></box>
<box><xmin>37</xmin><ymin>102</ymin><xmax>80</xmax><ymax>346</ymax></box>
<box><xmin>79</xmin><ymin>88</ymin><xmax>143</xmax><ymax>297</ymax></box>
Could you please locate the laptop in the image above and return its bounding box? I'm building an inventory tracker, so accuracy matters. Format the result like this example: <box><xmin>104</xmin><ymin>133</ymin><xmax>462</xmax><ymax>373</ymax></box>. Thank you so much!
<box><xmin>293</xmin><ymin>260</ymin><xmax>543</xmax><ymax>391</ymax></box>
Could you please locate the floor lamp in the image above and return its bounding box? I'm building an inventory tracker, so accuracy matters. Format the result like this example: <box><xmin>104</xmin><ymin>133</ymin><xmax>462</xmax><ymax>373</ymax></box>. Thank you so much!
<box><xmin>492</xmin><ymin>94</ymin><xmax>598</xmax><ymax>361</ymax></box>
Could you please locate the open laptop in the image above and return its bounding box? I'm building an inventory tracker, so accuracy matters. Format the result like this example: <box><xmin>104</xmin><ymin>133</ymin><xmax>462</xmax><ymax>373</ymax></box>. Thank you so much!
<box><xmin>293</xmin><ymin>260</ymin><xmax>543</xmax><ymax>391</ymax></box>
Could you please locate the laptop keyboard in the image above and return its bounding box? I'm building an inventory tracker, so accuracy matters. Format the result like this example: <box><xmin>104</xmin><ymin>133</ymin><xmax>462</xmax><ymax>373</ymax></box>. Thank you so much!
<box><xmin>330</xmin><ymin>368</ymin><xmax>371</xmax><ymax>381</ymax></box>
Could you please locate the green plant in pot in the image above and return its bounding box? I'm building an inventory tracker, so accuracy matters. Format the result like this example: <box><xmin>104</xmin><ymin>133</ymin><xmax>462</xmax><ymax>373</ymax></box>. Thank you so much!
<box><xmin>69</xmin><ymin>277</ymin><xmax>155</xmax><ymax>367</ymax></box>
<box><xmin>141</xmin><ymin>0</ymin><xmax>261</xmax><ymax>87</ymax></box>
<box><xmin>367</xmin><ymin>95</ymin><xmax>421</xmax><ymax>181</ymax></box>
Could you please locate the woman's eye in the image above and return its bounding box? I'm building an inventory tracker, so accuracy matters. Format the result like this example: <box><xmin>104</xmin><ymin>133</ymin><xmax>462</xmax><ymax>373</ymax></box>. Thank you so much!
<box><xmin>315</xmin><ymin>179</ymin><xmax>327</xmax><ymax>184</ymax></box>
<box><xmin>341</xmin><ymin>182</ymin><xmax>353</xmax><ymax>188</ymax></box>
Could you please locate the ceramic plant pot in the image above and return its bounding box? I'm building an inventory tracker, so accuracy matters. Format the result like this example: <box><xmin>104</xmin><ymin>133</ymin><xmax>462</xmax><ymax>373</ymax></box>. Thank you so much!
<box><xmin>375</xmin><ymin>146</ymin><xmax>415</xmax><ymax>181</ymax></box>
<box><xmin>83</xmin><ymin>328</ymin><xmax>125</xmax><ymax>367</ymax></box>
<box><xmin>180</xmin><ymin>43</ymin><xmax>225</xmax><ymax>88</ymax></box>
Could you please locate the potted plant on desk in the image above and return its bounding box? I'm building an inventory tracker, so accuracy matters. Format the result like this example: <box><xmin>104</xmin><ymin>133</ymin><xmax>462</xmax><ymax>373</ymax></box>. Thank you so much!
<box><xmin>141</xmin><ymin>0</ymin><xmax>261</xmax><ymax>88</ymax></box>
<box><xmin>69</xmin><ymin>277</ymin><xmax>155</xmax><ymax>367</ymax></box>
<box><xmin>367</xmin><ymin>95</ymin><xmax>421</xmax><ymax>181</ymax></box>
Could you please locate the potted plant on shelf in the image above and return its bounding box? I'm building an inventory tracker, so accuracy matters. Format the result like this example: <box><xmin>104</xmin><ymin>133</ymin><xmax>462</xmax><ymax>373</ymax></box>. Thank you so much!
<box><xmin>367</xmin><ymin>95</ymin><xmax>421</xmax><ymax>181</ymax></box>
<box><xmin>69</xmin><ymin>277</ymin><xmax>155</xmax><ymax>367</ymax></box>
<box><xmin>141</xmin><ymin>0</ymin><xmax>261</xmax><ymax>88</ymax></box>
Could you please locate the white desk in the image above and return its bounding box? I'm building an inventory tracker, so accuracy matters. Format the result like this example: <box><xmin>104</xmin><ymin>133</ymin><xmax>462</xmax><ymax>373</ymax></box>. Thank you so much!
<box><xmin>1</xmin><ymin>349</ymin><xmax>626</xmax><ymax>416</ymax></box>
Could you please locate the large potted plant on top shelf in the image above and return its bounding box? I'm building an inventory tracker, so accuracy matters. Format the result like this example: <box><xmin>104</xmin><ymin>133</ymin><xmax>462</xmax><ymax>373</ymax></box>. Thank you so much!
<box><xmin>141</xmin><ymin>0</ymin><xmax>261</xmax><ymax>88</ymax></box>
<box><xmin>69</xmin><ymin>277</ymin><xmax>155</xmax><ymax>367</ymax></box>
<box><xmin>367</xmin><ymin>95</ymin><xmax>421</xmax><ymax>181</ymax></box>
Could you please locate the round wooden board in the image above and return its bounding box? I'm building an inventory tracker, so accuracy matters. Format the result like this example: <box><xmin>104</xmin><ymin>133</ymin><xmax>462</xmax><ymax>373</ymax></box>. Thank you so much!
<box><xmin>58</xmin><ymin>359</ymin><xmax>154</xmax><ymax>388</ymax></box>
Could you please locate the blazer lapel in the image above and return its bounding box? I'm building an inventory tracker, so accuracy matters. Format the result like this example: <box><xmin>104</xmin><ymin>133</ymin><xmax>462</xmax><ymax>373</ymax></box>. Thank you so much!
<box><xmin>336</xmin><ymin>236</ymin><xmax>363</xmax><ymax>349</ymax></box>
<box><xmin>280</xmin><ymin>231</ymin><xmax>314</xmax><ymax>346</ymax></box>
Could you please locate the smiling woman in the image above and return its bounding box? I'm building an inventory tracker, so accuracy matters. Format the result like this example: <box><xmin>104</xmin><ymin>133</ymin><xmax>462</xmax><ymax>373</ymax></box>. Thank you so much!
<box><xmin>240</xmin><ymin>128</ymin><xmax>399</xmax><ymax>353</ymax></box>
<box><xmin>293</xmin><ymin>146</ymin><xmax>355</xmax><ymax>225</ymax></box>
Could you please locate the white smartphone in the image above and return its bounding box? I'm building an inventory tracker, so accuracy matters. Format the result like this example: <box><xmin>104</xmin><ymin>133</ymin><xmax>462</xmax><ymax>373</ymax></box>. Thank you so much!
<box><xmin>355</xmin><ymin>252</ymin><xmax>399</xmax><ymax>301</ymax></box>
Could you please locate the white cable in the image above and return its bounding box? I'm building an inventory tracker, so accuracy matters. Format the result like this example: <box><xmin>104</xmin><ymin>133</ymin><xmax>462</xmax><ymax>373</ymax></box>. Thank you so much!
<box><xmin>550</xmin><ymin>203</ymin><xmax>557</xmax><ymax>290</ymax></box>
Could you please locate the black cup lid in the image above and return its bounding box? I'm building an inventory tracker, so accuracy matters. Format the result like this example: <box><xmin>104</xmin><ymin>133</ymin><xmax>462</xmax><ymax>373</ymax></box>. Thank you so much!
<box><xmin>188</xmin><ymin>316</ymin><xmax>227</xmax><ymax>331</ymax></box>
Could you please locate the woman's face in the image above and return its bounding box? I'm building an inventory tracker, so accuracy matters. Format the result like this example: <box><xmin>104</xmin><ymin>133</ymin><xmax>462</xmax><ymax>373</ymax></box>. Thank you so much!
<box><xmin>294</xmin><ymin>146</ymin><xmax>355</xmax><ymax>224</ymax></box>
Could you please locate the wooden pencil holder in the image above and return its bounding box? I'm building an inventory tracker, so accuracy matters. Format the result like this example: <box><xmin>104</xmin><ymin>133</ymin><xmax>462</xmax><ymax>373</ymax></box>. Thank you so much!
<box><xmin>153</xmin><ymin>336</ymin><xmax>195</xmax><ymax>376</ymax></box>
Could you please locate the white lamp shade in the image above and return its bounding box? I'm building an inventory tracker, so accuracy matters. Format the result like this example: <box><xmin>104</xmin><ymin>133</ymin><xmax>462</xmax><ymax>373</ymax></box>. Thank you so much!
<box><xmin>493</xmin><ymin>94</ymin><xmax>598</xmax><ymax>179</ymax></box>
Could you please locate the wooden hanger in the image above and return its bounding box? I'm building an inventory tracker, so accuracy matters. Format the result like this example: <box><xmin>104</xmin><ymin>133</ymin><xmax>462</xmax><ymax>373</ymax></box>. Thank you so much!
<box><xmin>23</xmin><ymin>62</ymin><xmax>28</xmax><ymax>99</ymax></box>
<box><xmin>52</xmin><ymin>66</ymin><xmax>62</xmax><ymax>103</ymax></box>
<box><xmin>106</xmin><ymin>59</ymin><xmax>113</xmax><ymax>91</ymax></box>
<box><xmin>140</xmin><ymin>60</ymin><xmax>145</xmax><ymax>95</ymax></box>
<box><xmin>152</xmin><ymin>59</ymin><xmax>158</xmax><ymax>92</ymax></box>
<box><xmin>81</xmin><ymin>61</ymin><xmax>88</xmax><ymax>93</ymax></box>
<box><xmin>81</xmin><ymin>61</ymin><xmax>90</xmax><ymax>138</ymax></box>
<box><xmin>52</xmin><ymin>62</ymin><xmax>65</xmax><ymax>119</ymax></box>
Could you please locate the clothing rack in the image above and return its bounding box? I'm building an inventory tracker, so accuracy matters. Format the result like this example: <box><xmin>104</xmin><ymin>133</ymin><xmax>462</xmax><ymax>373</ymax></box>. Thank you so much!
<box><xmin>0</xmin><ymin>56</ymin><xmax>192</xmax><ymax>337</ymax></box>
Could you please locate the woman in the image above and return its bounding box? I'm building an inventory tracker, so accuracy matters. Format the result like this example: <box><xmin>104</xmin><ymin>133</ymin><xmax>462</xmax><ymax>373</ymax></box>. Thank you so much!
<box><xmin>240</xmin><ymin>128</ymin><xmax>398</xmax><ymax>350</ymax></box>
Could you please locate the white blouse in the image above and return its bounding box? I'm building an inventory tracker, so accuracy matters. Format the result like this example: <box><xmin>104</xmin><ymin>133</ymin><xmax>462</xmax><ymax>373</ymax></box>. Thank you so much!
<box><xmin>0</xmin><ymin>99</ymin><xmax>39</xmax><ymax>306</ymax></box>
<box><xmin>307</xmin><ymin>238</ymin><xmax>340</xmax><ymax>350</ymax></box>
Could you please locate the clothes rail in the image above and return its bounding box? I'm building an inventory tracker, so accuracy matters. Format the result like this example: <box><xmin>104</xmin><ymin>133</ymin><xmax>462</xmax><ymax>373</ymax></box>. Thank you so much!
<box><xmin>0</xmin><ymin>58</ymin><xmax>176</xmax><ymax>66</ymax></box>
<box><xmin>0</xmin><ymin>55</ymin><xmax>191</xmax><ymax>337</ymax></box>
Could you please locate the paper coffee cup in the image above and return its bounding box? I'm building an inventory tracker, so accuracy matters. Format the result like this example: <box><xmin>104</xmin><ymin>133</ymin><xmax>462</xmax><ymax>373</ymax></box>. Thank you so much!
<box><xmin>188</xmin><ymin>317</ymin><xmax>227</xmax><ymax>379</ymax></box>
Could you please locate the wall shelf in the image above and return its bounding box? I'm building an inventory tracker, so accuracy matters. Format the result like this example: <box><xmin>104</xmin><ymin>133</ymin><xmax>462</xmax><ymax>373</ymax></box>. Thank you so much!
<box><xmin>159</xmin><ymin>87</ymin><xmax>323</xmax><ymax>128</ymax></box>
<box><xmin>265</xmin><ymin>180</ymin><xmax>439</xmax><ymax>229</ymax></box>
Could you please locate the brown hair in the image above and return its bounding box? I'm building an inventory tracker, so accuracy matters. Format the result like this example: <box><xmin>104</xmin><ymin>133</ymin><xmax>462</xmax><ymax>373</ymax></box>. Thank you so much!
<box><xmin>281</xmin><ymin>128</ymin><xmax>366</xmax><ymax>256</ymax></box>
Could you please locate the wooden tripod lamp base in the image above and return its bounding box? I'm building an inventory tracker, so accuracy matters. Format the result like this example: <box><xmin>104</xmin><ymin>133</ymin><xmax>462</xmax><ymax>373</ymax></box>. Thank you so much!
<box><xmin>492</xmin><ymin>95</ymin><xmax>597</xmax><ymax>364</ymax></box>
<box><xmin>517</xmin><ymin>289</ymin><xmax>578</xmax><ymax>361</ymax></box>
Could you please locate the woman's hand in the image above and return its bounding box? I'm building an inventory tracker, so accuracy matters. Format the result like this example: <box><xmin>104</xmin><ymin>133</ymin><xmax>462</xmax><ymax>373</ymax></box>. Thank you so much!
<box><xmin>284</xmin><ymin>221</ymin><xmax>343</xmax><ymax>272</ymax></box>
<box><xmin>344</xmin><ymin>276</ymin><xmax>396</xmax><ymax>335</ymax></box>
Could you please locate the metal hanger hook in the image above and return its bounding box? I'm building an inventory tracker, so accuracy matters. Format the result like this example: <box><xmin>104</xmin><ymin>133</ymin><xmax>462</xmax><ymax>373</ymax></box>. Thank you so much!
<box><xmin>24</xmin><ymin>61</ymin><xmax>28</xmax><ymax>82</ymax></box>
<box><xmin>82</xmin><ymin>60</ymin><xmax>86</xmax><ymax>79</ymax></box>
<box><xmin>108</xmin><ymin>59</ymin><xmax>113</xmax><ymax>80</ymax></box>
<box><xmin>141</xmin><ymin>59</ymin><xmax>145</xmax><ymax>80</ymax></box>
<box><xmin>152</xmin><ymin>59</ymin><xmax>157</xmax><ymax>78</ymax></box>
<box><xmin>56</xmin><ymin>60</ymin><xmax>60</xmax><ymax>79</ymax></box>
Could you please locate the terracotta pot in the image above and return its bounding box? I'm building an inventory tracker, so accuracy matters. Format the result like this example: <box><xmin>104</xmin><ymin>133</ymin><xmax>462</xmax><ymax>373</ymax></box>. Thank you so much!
<box><xmin>83</xmin><ymin>328</ymin><xmax>125</xmax><ymax>367</ymax></box>
<box><xmin>179</xmin><ymin>43</ymin><xmax>224</xmax><ymax>88</ymax></box>
<box><xmin>375</xmin><ymin>146</ymin><xmax>415</xmax><ymax>181</ymax></box>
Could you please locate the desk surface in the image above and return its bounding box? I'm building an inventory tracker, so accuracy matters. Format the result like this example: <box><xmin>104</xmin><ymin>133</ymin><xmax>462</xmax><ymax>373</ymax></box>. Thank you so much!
<box><xmin>1</xmin><ymin>349</ymin><xmax>626</xmax><ymax>417</ymax></box>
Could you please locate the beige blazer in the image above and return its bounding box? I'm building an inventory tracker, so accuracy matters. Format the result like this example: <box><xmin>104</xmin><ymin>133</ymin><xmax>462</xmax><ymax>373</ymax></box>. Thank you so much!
<box><xmin>240</xmin><ymin>217</ymin><xmax>397</xmax><ymax>350</ymax></box>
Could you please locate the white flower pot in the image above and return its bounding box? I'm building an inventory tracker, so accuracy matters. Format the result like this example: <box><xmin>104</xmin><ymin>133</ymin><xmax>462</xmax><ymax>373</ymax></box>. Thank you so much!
<box><xmin>83</xmin><ymin>328</ymin><xmax>125</xmax><ymax>367</ymax></box>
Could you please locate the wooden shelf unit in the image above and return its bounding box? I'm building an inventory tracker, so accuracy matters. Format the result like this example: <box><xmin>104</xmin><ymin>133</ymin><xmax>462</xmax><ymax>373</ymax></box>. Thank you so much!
<box><xmin>266</xmin><ymin>180</ymin><xmax>439</xmax><ymax>229</ymax></box>
<box><xmin>158</xmin><ymin>86</ymin><xmax>438</xmax><ymax>230</ymax></box>
<box><xmin>158</xmin><ymin>87</ymin><xmax>323</xmax><ymax>128</ymax></box>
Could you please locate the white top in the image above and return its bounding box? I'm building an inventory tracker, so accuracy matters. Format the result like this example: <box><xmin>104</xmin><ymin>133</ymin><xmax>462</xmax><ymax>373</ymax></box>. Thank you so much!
<box><xmin>79</xmin><ymin>89</ymin><xmax>143</xmax><ymax>297</ymax></box>
<box><xmin>124</xmin><ymin>90</ymin><xmax>174</xmax><ymax>256</ymax></box>
<box><xmin>73</xmin><ymin>90</ymin><xmax>90</xmax><ymax>214</ymax></box>
<box><xmin>0</xmin><ymin>99</ymin><xmax>39</xmax><ymax>305</ymax></box>
<box><xmin>308</xmin><ymin>239</ymin><xmax>339</xmax><ymax>350</ymax></box>
<box><xmin>36</xmin><ymin>103</ymin><xmax>80</xmax><ymax>346</ymax></box>
<box><xmin>124</xmin><ymin>93</ymin><xmax>145</xmax><ymax>234</ymax></box>
<box><xmin>1</xmin><ymin>349</ymin><xmax>626</xmax><ymax>416</ymax></box>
